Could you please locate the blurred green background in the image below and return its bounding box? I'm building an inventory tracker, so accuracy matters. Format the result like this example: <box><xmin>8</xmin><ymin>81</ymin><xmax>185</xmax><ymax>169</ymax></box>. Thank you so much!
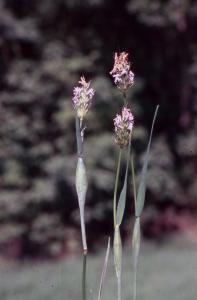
<box><xmin>0</xmin><ymin>1</ymin><xmax>197</xmax><ymax>298</ymax></box>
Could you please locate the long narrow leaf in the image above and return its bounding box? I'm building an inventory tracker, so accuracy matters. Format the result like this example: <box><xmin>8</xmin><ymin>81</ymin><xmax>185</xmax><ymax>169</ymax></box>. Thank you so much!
<box><xmin>97</xmin><ymin>238</ymin><xmax>110</xmax><ymax>300</ymax></box>
<box><xmin>135</xmin><ymin>105</ymin><xmax>159</xmax><ymax>217</ymax></box>
<box><xmin>116</xmin><ymin>136</ymin><xmax>131</xmax><ymax>226</ymax></box>
<box><xmin>113</xmin><ymin>150</ymin><xmax>122</xmax><ymax>227</ymax></box>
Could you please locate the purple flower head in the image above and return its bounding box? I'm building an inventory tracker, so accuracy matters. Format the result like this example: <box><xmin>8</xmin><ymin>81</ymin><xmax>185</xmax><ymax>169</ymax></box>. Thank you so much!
<box><xmin>72</xmin><ymin>76</ymin><xmax>95</xmax><ymax>122</ymax></box>
<box><xmin>114</xmin><ymin>107</ymin><xmax>134</xmax><ymax>148</ymax></box>
<box><xmin>110</xmin><ymin>52</ymin><xmax>134</xmax><ymax>92</ymax></box>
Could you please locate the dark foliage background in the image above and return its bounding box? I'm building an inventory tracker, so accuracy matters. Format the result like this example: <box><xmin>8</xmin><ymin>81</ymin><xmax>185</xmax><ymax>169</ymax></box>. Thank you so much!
<box><xmin>0</xmin><ymin>0</ymin><xmax>196</xmax><ymax>259</ymax></box>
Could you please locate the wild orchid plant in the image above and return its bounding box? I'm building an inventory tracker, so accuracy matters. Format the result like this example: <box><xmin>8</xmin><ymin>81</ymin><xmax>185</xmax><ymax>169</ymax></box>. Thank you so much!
<box><xmin>72</xmin><ymin>52</ymin><xmax>159</xmax><ymax>300</ymax></box>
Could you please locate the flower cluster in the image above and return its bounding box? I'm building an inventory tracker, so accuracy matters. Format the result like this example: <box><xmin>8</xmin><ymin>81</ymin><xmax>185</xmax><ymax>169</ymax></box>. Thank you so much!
<box><xmin>72</xmin><ymin>76</ymin><xmax>95</xmax><ymax>122</ymax></box>
<box><xmin>114</xmin><ymin>107</ymin><xmax>134</xmax><ymax>148</ymax></box>
<box><xmin>110</xmin><ymin>52</ymin><xmax>134</xmax><ymax>92</ymax></box>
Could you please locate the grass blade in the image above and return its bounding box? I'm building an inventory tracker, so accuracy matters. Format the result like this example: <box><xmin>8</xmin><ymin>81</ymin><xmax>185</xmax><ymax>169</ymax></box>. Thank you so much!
<box><xmin>135</xmin><ymin>105</ymin><xmax>159</xmax><ymax>217</ymax></box>
<box><xmin>116</xmin><ymin>136</ymin><xmax>131</xmax><ymax>226</ymax></box>
<box><xmin>97</xmin><ymin>238</ymin><xmax>111</xmax><ymax>300</ymax></box>
<box><xmin>113</xmin><ymin>150</ymin><xmax>122</xmax><ymax>227</ymax></box>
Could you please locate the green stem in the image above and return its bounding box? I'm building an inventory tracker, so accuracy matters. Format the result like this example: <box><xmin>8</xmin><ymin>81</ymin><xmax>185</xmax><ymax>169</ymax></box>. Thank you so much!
<box><xmin>82</xmin><ymin>251</ymin><xmax>87</xmax><ymax>300</ymax></box>
<box><xmin>76</xmin><ymin>116</ymin><xmax>83</xmax><ymax>157</ymax></box>
<box><xmin>131</xmin><ymin>154</ymin><xmax>137</xmax><ymax>214</ymax></box>
<box><xmin>80</xmin><ymin>210</ymin><xmax>87</xmax><ymax>253</ymax></box>
<box><xmin>123</xmin><ymin>90</ymin><xmax>127</xmax><ymax>106</ymax></box>
<box><xmin>113</xmin><ymin>150</ymin><xmax>122</xmax><ymax>228</ymax></box>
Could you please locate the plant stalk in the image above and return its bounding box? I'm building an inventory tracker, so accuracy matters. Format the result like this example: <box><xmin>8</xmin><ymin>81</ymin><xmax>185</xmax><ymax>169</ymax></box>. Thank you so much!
<box><xmin>133</xmin><ymin>266</ymin><xmax>137</xmax><ymax>300</ymax></box>
<box><xmin>82</xmin><ymin>251</ymin><xmax>87</xmax><ymax>300</ymax></box>
<box><xmin>123</xmin><ymin>90</ymin><xmax>127</xmax><ymax>106</ymax></box>
<box><xmin>76</xmin><ymin>116</ymin><xmax>88</xmax><ymax>300</ymax></box>
<box><xmin>117</xmin><ymin>275</ymin><xmax>122</xmax><ymax>300</ymax></box>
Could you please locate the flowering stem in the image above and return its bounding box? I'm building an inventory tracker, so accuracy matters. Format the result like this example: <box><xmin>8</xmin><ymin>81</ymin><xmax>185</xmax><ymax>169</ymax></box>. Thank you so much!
<box><xmin>75</xmin><ymin>115</ymin><xmax>88</xmax><ymax>300</ymax></box>
<box><xmin>73</xmin><ymin>77</ymin><xmax>95</xmax><ymax>300</ymax></box>
<box><xmin>113</xmin><ymin>149</ymin><xmax>122</xmax><ymax>228</ymax></box>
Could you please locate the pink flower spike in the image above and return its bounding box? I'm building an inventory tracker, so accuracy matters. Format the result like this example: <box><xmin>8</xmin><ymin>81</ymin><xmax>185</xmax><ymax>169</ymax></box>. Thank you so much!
<box><xmin>113</xmin><ymin>107</ymin><xmax>134</xmax><ymax>148</ymax></box>
<box><xmin>110</xmin><ymin>52</ymin><xmax>134</xmax><ymax>91</ymax></box>
<box><xmin>72</xmin><ymin>76</ymin><xmax>95</xmax><ymax>122</ymax></box>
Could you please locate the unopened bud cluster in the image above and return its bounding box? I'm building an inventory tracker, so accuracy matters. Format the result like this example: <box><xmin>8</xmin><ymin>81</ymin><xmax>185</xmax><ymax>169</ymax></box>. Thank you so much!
<box><xmin>72</xmin><ymin>76</ymin><xmax>94</xmax><ymax>122</ymax></box>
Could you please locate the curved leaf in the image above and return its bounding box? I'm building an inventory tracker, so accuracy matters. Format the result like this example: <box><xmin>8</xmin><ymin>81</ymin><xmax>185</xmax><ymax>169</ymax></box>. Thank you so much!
<box><xmin>113</xmin><ymin>150</ymin><xmax>122</xmax><ymax>227</ymax></box>
<box><xmin>135</xmin><ymin>105</ymin><xmax>159</xmax><ymax>217</ymax></box>
<box><xmin>97</xmin><ymin>238</ymin><xmax>110</xmax><ymax>300</ymax></box>
<box><xmin>116</xmin><ymin>136</ymin><xmax>131</xmax><ymax>226</ymax></box>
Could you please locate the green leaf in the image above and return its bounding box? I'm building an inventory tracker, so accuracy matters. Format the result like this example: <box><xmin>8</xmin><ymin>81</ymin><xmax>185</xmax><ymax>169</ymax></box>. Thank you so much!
<box><xmin>97</xmin><ymin>238</ymin><xmax>110</xmax><ymax>300</ymax></box>
<box><xmin>113</xmin><ymin>150</ymin><xmax>122</xmax><ymax>227</ymax></box>
<box><xmin>135</xmin><ymin>105</ymin><xmax>159</xmax><ymax>217</ymax></box>
<box><xmin>116</xmin><ymin>136</ymin><xmax>131</xmax><ymax>226</ymax></box>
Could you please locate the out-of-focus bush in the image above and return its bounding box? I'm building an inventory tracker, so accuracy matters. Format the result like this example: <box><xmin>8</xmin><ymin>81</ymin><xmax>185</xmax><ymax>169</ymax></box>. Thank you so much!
<box><xmin>0</xmin><ymin>0</ymin><xmax>196</xmax><ymax>258</ymax></box>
